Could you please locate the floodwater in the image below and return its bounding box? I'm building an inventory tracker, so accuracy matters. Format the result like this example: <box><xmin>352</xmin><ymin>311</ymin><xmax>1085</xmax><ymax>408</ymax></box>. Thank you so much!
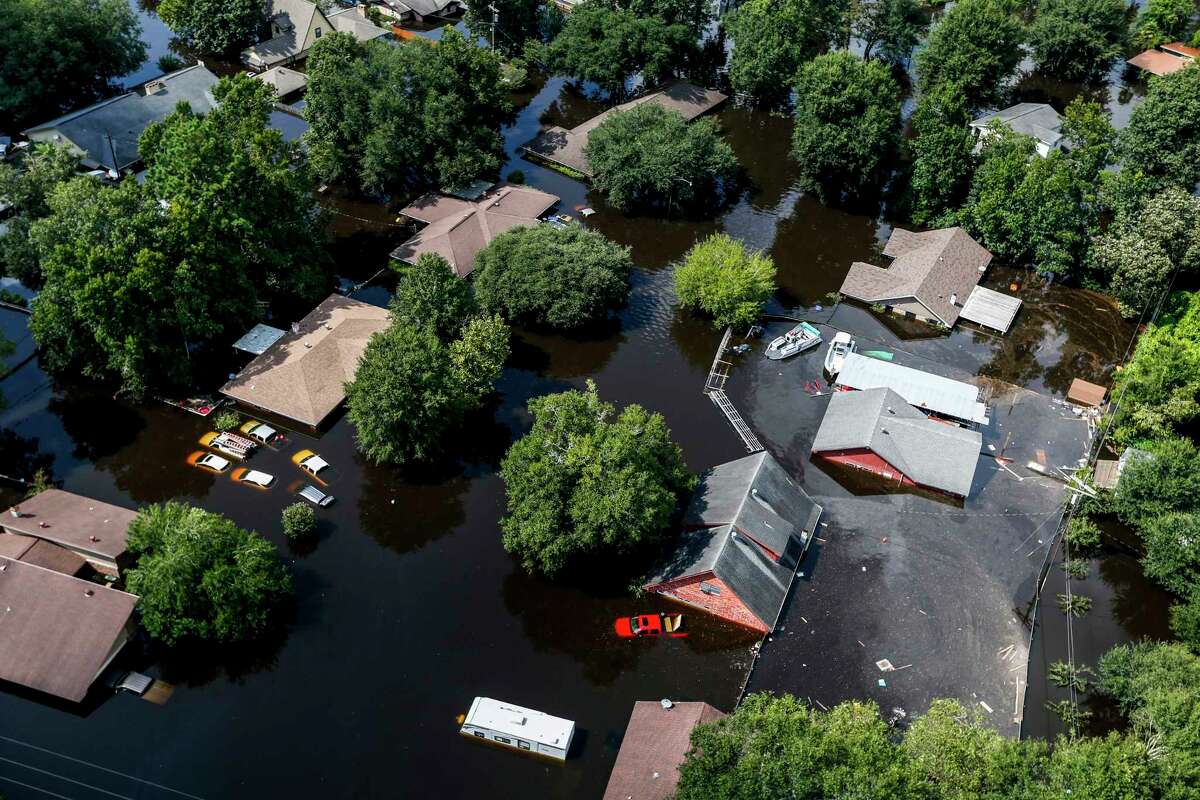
<box><xmin>0</xmin><ymin>18</ymin><xmax>1174</xmax><ymax>799</ymax></box>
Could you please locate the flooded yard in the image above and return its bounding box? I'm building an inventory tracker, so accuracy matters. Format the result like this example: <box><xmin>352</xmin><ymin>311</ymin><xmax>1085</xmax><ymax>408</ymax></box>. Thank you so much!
<box><xmin>0</xmin><ymin>8</ymin><xmax>1177</xmax><ymax>795</ymax></box>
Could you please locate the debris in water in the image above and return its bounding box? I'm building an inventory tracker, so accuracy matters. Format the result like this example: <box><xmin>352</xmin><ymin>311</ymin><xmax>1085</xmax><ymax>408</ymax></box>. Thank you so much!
<box><xmin>979</xmin><ymin>701</ymin><xmax>994</xmax><ymax>713</ymax></box>
<box><xmin>878</xmin><ymin>679</ymin><xmax>887</xmax><ymax>687</ymax></box>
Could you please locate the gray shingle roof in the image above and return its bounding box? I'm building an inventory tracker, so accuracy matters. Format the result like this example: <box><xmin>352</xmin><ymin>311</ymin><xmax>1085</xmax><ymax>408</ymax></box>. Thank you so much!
<box><xmin>970</xmin><ymin>103</ymin><xmax>1064</xmax><ymax>148</ymax></box>
<box><xmin>811</xmin><ymin>387</ymin><xmax>982</xmax><ymax>497</ymax></box>
<box><xmin>839</xmin><ymin>227</ymin><xmax>993</xmax><ymax>326</ymax></box>
<box><xmin>649</xmin><ymin>452</ymin><xmax>823</xmax><ymax>630</ymax></box>
<box><xmin>23</xmin><ymin>65</ymin><xmax>219</xmax><ymax>172</ymax></box>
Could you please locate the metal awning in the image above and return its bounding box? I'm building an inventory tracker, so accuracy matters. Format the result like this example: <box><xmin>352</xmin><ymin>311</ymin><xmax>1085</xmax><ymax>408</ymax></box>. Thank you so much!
<box><xmin>959</xmin><ymin>286</ymin><xmax>1022</xmax><ymax>333</ymax></box>
<box><xmin>837</xmin><ymin>353</ymin><xmax>989</xmax><ymax>425</ymax></box>
<box><xmin>232</xmin><ymin>323</ymin><xmax>286</xmax><ymax>355</ymax></box>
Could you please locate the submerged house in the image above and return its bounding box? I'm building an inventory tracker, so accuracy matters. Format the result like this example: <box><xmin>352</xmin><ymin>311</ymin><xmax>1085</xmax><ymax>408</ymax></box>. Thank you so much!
<box><xmin>970</xmin><ymin>103</ymin><xmax>1064</xmax><ymax>157</ymax></box>
<box><xmin>23</xmin><ymin>64</ymin><xmax>218</xmax><ymax>176</ymax></box>
<box><xmin>811</xmin><ymin>388</ymin><xmax>982</xmax><ymax>499</ymax></box>
<box><xmin>0</xmin><ymin>557</ymin><xmax>138</xmax><ymax>702</ymax></box>
<box><xmin>377</xmin><ymin>0</ymin><xmax>463</xmax><ymax>23</ymax></box>
<box><xmin>1127</xmin><ymin>42</ymin><xmax>1198</xmax><ymax>76</ymax></box>
<box><xmin>242</xmin><ymin>0</ymin><xmax>391</xmax><ymax>70</ymax></box>
<box><xmin>221</xmin><ymin>294</ymin><xmax>391</xmax><ymax>427</ymax></box>
<box><xmin>838</xmin><ymin>227</ymin><xmax>994</xmax><ymax>328</ymax></box>
<box><xmin>603</xmin><ymin>701</ymin><xmax>725</xmax><ymax>800</ymax></box>
<box><xmin>643</xmin><ymin>452</ymin><xmax>823</xmax><ymax>633</ymax></box>
<box><xmin>1</xmin><ymin>489</ymin><xmax>136</xmax><ymax>576</ymax></box>
<box><xmin>390</xmin><ymin>184</ymin><xmax>560</xmax><ymax>278</ymax></box>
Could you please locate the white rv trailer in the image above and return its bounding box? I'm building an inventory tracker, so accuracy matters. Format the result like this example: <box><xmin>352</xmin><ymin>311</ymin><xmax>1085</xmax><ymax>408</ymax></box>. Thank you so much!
<box><xmin>460</xmin><ymin>697</ymin><xmax>575</xmax><ymax>761</ymax></box>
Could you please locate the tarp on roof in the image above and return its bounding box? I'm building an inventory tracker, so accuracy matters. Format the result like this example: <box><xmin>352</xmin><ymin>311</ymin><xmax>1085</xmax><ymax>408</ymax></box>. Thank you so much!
<box><xmin>233</xmin><ymin>323</ymin><xmax>287</xmax><ymax>355</ymax></box>
<box><xmin>836</xmin><ymin>353</ymin><xmax>989</xmax><ymax>425</ymax></box>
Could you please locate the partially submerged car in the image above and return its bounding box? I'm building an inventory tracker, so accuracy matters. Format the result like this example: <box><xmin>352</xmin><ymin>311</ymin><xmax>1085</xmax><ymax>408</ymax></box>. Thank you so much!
<box><xmin>240</xmin><ymin>420</ymin><xmax>281</xmax><ymax>445</ymax></box>
<box><xmin>199</xmin><ymin>431</ymin><xmax>255</xmax><ymax>459</ymax></box>
<box><xmin>292</xmin><ymin>449</ymin><xmax>331</xmax><ymax>481</ymax></box>
<box><xmin>231</xmin><ymin>468</ymin><xmax>275</xmax><ymax>489</ymax></box>
<box><xmin>614</xmin><ymin>613</ymin><xmax>686</xmax><ymax>639</ymax></box>
<box><xmin>187</xmin><ymin>451</ymin><xmax>231</xmax><ymax>474</ymax></box>
<box><xmin>298</xmin><ymin>484</ymin><xmax>335</xmax><ymax>507</ymax></box>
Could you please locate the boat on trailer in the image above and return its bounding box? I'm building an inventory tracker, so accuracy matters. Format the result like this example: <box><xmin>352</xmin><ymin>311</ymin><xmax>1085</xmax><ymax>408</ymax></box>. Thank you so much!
<box><xmin>765</xmin><ymin>322</ymin><xmax>822</xmax><ymax>360</ymax></box>
<box><xmin>823</xmin><ymin>331</ymin><xmax>856</xmax><ymax>375</ymax></box>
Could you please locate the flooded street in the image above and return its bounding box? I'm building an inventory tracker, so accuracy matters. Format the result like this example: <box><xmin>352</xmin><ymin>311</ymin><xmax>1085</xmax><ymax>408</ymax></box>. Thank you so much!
<box><xmin>0</xmin><ymin>7</ymin><xmax>1178</xmax><ymax>795</ymax></box>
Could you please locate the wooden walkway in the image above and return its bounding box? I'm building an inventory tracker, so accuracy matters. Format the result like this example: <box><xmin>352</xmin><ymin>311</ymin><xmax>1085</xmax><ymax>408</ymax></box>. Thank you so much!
<box><xmin>704</xmin><ymin>326</ymin><xmax>763</xmax><ymax>453</ymax></box>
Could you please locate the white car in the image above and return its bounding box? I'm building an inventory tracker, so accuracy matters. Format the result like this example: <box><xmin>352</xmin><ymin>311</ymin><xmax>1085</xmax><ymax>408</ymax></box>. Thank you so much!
<box><xmin>233</xmin><ymin>468</ymin><xmax>275</xmax><ymax>489</ymax></box>
<box><xmin>189</xmin><ymin>451</ymin><xmax>231</xmax><ymax>474</ymax></box>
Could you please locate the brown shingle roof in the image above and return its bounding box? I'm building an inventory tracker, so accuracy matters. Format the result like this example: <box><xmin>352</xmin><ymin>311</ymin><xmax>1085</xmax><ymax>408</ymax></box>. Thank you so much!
<box><xmin>2</xmin><ymin>489</ymin><xmax>135</xmax><ymax>562</ymax></box>
<box><xmin>0</xmin><ymin>557</ymin><xmax>138</xmax><ymax>701</ymax></box>
<box><xmin>220</xmin><ymin>294</ymin><xmax>391</xmax><ymax>427</ymax></box>
<box><xmin>391</xmin><ymin>185</ymin><xmax>560</xmax><ymax>277</ymax></box>
<box><xmin>602</xmin><ymin>701</ymin><xmax>725</xmax><ymax>800</ymax></box>
<box><xmin>1127</xmin><ymin>45</ymin><xmax>1197</xmax><ymax>76</ymax></box>
<box><xmin>839</xmin><ymin>227</ymin><xmax>992</xmax><ymax>326</ymax></box>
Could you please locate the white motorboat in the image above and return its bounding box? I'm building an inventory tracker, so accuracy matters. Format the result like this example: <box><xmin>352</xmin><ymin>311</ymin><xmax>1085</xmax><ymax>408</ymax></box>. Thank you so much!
<box><xmin>765</xmin><ymin>322</ymin><xmax>822</xmax><ymax>360</ymax></box>
<box><xmin>823</xmin><ymin>331</ymin><xmax>857</xmax><ymax>375</ymax></box>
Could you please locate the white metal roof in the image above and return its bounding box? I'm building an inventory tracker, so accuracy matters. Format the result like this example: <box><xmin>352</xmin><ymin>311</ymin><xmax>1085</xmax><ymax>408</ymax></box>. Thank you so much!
<box><xmin>836</xmin><ymin>353</ymin><xmax>988</xmax><ymax>425</ymax></box>
<box><xmin>465</xmin><ymin>697</ymin><xmax>574</xmax><ymax>748</ymax></box>
<box><xmin>959</xmin><ymin>286</ymin><xmax>1022</xmax><ymax>333</ymax></box>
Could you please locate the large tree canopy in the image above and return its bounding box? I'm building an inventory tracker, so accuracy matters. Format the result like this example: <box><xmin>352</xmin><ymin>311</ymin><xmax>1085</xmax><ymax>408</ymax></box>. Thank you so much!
<box><xmin>908</xmin><ymin>85</ymin><xmax>976</xmax><ymax>227</ymax></box>
<box><xmin>0</xmin><ymin>0</ymin><xmax>146</xmax><ymax>130</ymax></box>
<box><xmin>1131</xmin><ymin>0</ymin><xmax>1198</xmax><ymax>49</ymax></box>
<box><xmin>674</xmin><ymin>233</ymin><xmax>776</xmax><ymax>329</ymax></box>
<box><xmin>1113</xmin><ymin>435</ymin><xmax>1200</xmax><ymax>527</ymax></box>
<box><xmin>391</xmin><ymin>253</ymin><xmax>478</xmax><ymax>341</ymax></box>
<box><xmin>790</xmin><ymin>51</ymin><xmax>902</xmax><ymax>199</ymax></box>
<box><xmin>1120</xmin><ymin>65</ymin><xmax>1200</xmax><ymax>192</ymax></box>
<box><xmin>465</xmin><ymin>0</ymin><xmax>562</xmax><ymax>56</ymax></box>
<box><xmin>304</xmin><ymin>30</ymin><xmax>511</xmax><ymax>193</ymax></box>
<box><xmin>29</xmin><ymin>75</ymin><xmax>329</xmax><ymax>396</ymax></box>
<box><xmin>915</xmin><ymin>0</ymin><xmax>1024</xmax><ymax>109</ymax></box>
<box><xmin>158</xmin><ymin>0</ymin><xmax>266</xmax><ymax>53</ymax></box>
<box><xmin>724</xmin><ymin>0</ymin><xmax>842</xmax><ymax>106</ymax></box>
<box><xmin>542</xmin><ymin>3</ymin><xmax>693</xmax><ymax>99</ymax></box>
<box><xmin>849</xmin><ymin>0</ymin><xmax>928</xmax><ymax>66</ymax></box>
<box><xmin>499</xmin><ymin>381</ymin><xmax>693</xmax><ymax>577</ymax></box>
<box><xmin>0</xmin><ymin>144</ymin><xmax>79</xmax><ymax>287</ymax></box>
<box><xmin>472</xmin><ymin>224</ymin><xmax>632</xmax><ymax>330</ymax></box>
<box><xmin>584</xmin><ymin>103</ymin><xmax>738</xmax><ymax>213</ymax></box>
<box><xmin>1027</xmin><ymin>0</ymin><xmax>1129</xmax><ymax>81</ymax></box>
<box><xmin>125</xmin><ymin>502</ymin><xmax>292</xmax><ymax>646</ymax></box>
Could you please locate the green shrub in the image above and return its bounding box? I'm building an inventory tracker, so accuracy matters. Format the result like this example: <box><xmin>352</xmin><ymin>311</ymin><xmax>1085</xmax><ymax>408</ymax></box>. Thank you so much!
<box><xmin>1066</xmin><ymin>515</ymin><xmax>1101</xmax><ymax>552</ymax></box>
<box><xmin>213</xmin><ymin>410</ymin><xmax>240</xmax><ymax>432</ymax></box>
<box><xmin>282</xmin><ymin>502</ymin><xmax>316</xmax><ymax>540</ymax></box>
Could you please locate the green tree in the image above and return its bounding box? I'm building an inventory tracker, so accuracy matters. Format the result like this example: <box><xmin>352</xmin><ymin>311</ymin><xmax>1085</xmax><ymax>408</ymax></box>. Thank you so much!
<box><xmin>345</xmin><ymin>316</ymin><xmax>509</xmax><ymax>465</ymax></box>
<box><xmin>1121</xmin><ymin>65</ymin><xmax>1200</xmax><ymax>191</ymax></box>
<box><xmin>915</xmin><ymin>0</ymin><xmax>1024</xmax><ymax>109</ymax></box>
<box><xmin>1027</xmin><ymin>0</ymin><xmax>1128</xmax><ymax>80</ymax></box>
<box><xmin>790</xmin><ymin>51</ymin><xmax>902</xmax><ymax>199</ymax></box>
<box><xmin>499</xmin><ymin>381</ymin><xmax>693</xmax><ymax>577</ymax></box>
<box><xmin>584</xmin><ymin>103</ymin><xmax>738</xmax><ymax>213</ymax></box>
<box><xmin>1093</xmin><ymin>189</ymin><xmax>1200</xmax><ymax>315</ymax></box>
<box><xmin>903</xmin><ymin>699</ymin><xmax>1051</xmax><ymax>799</ymax></box>
<box><xmin>724</xmin><ymin>0</ymin><xmax>842</xmax><ymax>106</ymax></box>
<box><xmin>466</xmin><ymin>0</ymin><xmax>561</xmax><ymax>56</ymax></box>
<box><xmin>851</xmin><ymin>0</ymin><xmax>928</xmax><ymax>65</ymax></box>
<box><xmin>1047</xmin><ymin>733</ymin><xmax>1157</xmax><ymax>800</ymax></box>
<box><xmin>0</xmin><ymin>143</ymin><xmax>79</xmax><ymax>287</ymax></box>
<box><xmin>908</xmin><ymin>85</ymin><xmax>977</xmax><ymax>226</ymax></box>
<box><xmin>1113</xmin><ymin>436</ymin><xmax>1200</xmax><ymax>527</ymax></box>
<box><xmin>391</xmin><ymin>253</ymin><xmax>477</xmax><ymax>341</ymax></box>
<box><xmin>596</xmin><ymin>0</ymin><xmax>712</xmax><ymax>36</ymax></box>
<box><xmin>158</xmin><ymin>0</ymin><xmax>266</xmax><ymax>52</ymax></box>
<box><xmin>125</xmin><ymin>502</ymin><xmax>292</xmax><ymax>646</ymax></box>
<box><xmin>1170</xmin><ymin>597</ymin><xmax>1200</xmax><ymax>650</ymax></box>
<box><xmin>674</xmin><ymin>233</ymin><xmax>776</xmax><ymax>329</ymax></box>
<box><xmin>1131</xmin><ymin>0</ymin><xmax>1197</xmax><ymax>49</ymax></box>
<box><xmin>543</xmin><ymin>3</ymin><xmax>693</xmax><ymax>99</ymax></box>
<box><xmin>675</xmin><ymin>695</ymin><xmax>926</xmax><ymax>799</ymax></box>
<box><xmin>472</xmin><ymin>224</ymin><xmax>632</xmax><ymax>330</ymax></box>
<box><xmin>1141</xmin><ymin>511</ymin><xmax>1200</xmax><ymax>597</ymax></box>
<box><xmin>0</xmin><ymin>0</ymin><xmax>145</xmax><ymax>130</ymax></box>
<box><xmin>281</xmin><ymin>502</ymin><xmax>316</xmax><ymax>540</ymax></box>
<box><xmin>304</xmin><ymin>30</ymin><xmax>511</xmax><ymax>193</ymax></box>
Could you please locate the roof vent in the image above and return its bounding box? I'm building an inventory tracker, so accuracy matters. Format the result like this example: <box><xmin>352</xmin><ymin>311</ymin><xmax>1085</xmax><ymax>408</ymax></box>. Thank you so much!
<box><xmin>84</xmin><ymin>589</ymin><xmax>94</xmax><ymax>597</ymax></box>
<box><xmin>660</xmin><ymin>698</ymin><xmax>674</xmax><ymax>709</ymax></box>
<box><xmin>90</xmin><ymin>535</ymin><xmax>99</xmax><ymax>542</ymax></box>
<box><xmin>144</xmin><ymin>79</ymin><xmax>166</xmax><ymax>95</ymax></box>
<box><xmin>887</xmin><ymin>406</ymin><xmax>895</xmax><ymax>414</ymax></box>
<box><xmin>880</xmin><ymin>427</ymin><xmax>889</xmax><ymax>435</ymax></box>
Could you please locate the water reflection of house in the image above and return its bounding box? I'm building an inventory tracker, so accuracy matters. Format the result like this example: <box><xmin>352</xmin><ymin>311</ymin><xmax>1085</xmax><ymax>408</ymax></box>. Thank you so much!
<box><xmin>2</xmin><ymin>489</ymin><xmax>136</xmax><ymax>576</ymax></box>
<box><xmin>811</xmin><ymin>387</ymin><xmax>982</xmax><ymax>499</ymax></box>
<box><xmin>390</xmin><ymin>184</ymin><xmax>560</xmax><ymax>278</ymax></box>
<box><xmin>1127</xmin><ymin>42</ymin><xmax>1199</xmax><ymax>76</ymax></box>
<box><xmin>0</xmin><ymin>556</ymin><xmax>138</xmax><ymax>702</ymax></box>
<box><xmin>970</xmin><ymin>103</ymin><xmax>1064</xmax><ymax>157</ymax></box>
<box><xmin>643</xmin><ymin>452</ymin><xmax>823</xmax><ymax>634</ymax></box>
<box><xmin>23</xmin><ymin>64</ymin><xmax>218</xmax><ymax>177</ymax></box>
<box><xmin>220</xmin><ymin>294</ymin><xmax>391</xmax><ymax>428</ymax></box>
<box><xmin>242</xmin><ymin>0</ymin><xmax>391</xmax><ymax>70</ymax></box>
<box><xmin>602</xmin><ymin>701</ymin><xmax>725</xmax><ymax>800</ymax></box>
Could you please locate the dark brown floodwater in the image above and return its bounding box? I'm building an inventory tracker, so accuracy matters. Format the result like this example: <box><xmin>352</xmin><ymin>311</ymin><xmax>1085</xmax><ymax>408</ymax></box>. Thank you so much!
<box><xmin>0</xmin><ymin>11</ymin><xmax>1172</xmax><ymax>796</ymax></box>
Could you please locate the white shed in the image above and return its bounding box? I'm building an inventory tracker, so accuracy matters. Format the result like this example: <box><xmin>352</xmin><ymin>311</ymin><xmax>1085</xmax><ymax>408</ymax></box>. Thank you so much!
<box><xmin>460</xmin><ymin>697</ymin><xmax>575</xmax><ymax>761</ymax></box>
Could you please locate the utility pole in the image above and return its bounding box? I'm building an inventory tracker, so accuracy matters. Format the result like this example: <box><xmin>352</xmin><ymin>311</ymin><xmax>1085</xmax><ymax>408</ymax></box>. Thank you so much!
<box><xmin>488</xmin><ymin>3</ymin><xmax>498</xmax><ymax>53</ymax></box>
<box><xmin>105</xmin><ymin>131</ymin><xmax>119</xmax><ymax>178</ymax></box>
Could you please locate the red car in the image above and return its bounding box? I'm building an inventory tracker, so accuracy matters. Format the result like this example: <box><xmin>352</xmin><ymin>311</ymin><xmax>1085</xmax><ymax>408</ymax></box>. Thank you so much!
<box><xmin>614</xmin><ymin>613</ymin><xmax>687</xmax><ymax>638</ymax></box>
